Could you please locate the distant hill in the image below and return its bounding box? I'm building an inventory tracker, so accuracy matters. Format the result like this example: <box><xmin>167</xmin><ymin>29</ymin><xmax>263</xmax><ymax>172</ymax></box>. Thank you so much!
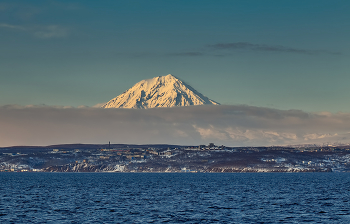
<box><xmin>0</xmin><ymin>143</ymin><xmax>192</xmax><ymax>153</ymax></box>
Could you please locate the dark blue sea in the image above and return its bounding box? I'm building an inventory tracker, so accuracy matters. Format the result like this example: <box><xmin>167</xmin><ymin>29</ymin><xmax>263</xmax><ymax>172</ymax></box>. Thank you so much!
<box><xmin>0</xmin><ymin>173</ymin><xmax>349</xmax><ymax>223</ymax></box>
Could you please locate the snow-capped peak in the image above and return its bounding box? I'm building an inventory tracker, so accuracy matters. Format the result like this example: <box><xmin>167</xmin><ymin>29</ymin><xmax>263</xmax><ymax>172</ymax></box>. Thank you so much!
<box><xmin>101</xmin><ymin>74</ymin><xmax>220</xmax><ymax>109</ymax></box>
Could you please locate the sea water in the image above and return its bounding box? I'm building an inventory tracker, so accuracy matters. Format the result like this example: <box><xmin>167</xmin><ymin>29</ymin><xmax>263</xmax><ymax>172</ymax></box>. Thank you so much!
<box><xmin>0</xmin><ymin>173</ymin><xmax>349</xmax><ymax>223</ymax></box>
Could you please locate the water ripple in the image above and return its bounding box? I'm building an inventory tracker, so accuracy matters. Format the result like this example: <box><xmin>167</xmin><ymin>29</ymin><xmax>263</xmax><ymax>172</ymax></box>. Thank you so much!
<box><xmin>0</xmin><ymin>173</ymin><xmax>350</xmax><ymax>223</ymax></box>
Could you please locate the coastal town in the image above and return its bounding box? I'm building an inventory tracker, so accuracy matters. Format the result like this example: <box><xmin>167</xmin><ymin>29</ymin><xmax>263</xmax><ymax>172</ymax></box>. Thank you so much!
<box><xmin>1</xmin><ymin>143</ymin><xmax>350</xmax><ymax>173</ymax></box>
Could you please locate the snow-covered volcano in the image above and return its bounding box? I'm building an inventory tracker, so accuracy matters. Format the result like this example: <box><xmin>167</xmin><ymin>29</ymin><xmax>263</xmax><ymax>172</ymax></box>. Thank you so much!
<box><xmin>101</xmin><ymin>74</ymin><xmax>219</xmax><ymax>109</ymax></box>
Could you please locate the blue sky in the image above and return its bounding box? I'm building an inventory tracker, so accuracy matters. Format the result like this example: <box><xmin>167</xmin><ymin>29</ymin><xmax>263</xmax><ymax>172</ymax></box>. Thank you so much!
<box><xmin>1</xmin><ymin>1</ymin><xmax>349</xmax><ymax>112</ymax></box>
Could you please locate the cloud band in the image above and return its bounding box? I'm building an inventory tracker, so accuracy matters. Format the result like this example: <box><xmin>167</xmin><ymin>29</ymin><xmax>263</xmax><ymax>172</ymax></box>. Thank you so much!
<box><xmin>0</xmin><ymin>105</ymin><xmax>349</xmax><ymax>147</ymax></box>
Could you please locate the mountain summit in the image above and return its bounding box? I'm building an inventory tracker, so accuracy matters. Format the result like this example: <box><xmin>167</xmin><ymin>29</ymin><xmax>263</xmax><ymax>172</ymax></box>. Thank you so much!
<box><xmin>101</xmin><ymin>74</ymin><xmax>219</xmax><ymax>109</ymax></box>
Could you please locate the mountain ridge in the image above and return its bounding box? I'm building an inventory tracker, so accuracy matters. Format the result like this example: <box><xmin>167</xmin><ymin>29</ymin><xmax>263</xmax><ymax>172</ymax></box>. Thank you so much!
<box><xmin>102</xmin><ymin>74</ymin><xmax>219</xmax><ymax>109</ymax></box>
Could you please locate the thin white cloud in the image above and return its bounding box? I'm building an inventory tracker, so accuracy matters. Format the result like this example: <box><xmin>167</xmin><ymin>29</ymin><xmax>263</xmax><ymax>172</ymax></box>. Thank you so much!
<box><xmin>0</xmin><ymin>105</ymin><xmax>350</xmax><ymax>147</ymax></box>
<box><xmin>0</xmin><ymin>23</ymin><xmax>69</xmax><ymax>39</ymax></box>
<box><xmin>303</xmin><ymin>133</ymin><xmax>338</xmax><ymax>141</ymax></box>
<box><xmin>193</xmin><ymin>125</ymin><xmax>228</xmax><ymax>141</ymax></box>
<box><xmin>0</xmin><ymin>23</ymin><xmax>26</xmax><ymax>30</ymax></box>
<box><xmin>33</xmin><ymin>25</ymin><xmax>68</xmax><ymax>39</ymax></box>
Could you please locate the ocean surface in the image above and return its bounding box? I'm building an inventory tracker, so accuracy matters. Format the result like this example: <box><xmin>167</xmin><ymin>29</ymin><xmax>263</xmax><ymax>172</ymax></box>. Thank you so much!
<box><xmin>0</xmin><ymin>173</ymin><xmax>349</xmax><ymax>223</ymax></box>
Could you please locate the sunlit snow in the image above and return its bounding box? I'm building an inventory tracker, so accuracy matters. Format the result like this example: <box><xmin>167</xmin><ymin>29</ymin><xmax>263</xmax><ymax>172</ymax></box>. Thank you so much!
<box><xmin>102</xmin><ymin>74</ymin><xmax>219</xmax><ymax>109</ymax></box>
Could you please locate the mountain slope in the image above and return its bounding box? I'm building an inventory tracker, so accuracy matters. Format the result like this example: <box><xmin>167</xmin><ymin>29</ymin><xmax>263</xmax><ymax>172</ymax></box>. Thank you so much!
<box><xmin>101</xmin><ymin>74</ymin><xmax>219</xmax><ymax>109</ymax></box>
